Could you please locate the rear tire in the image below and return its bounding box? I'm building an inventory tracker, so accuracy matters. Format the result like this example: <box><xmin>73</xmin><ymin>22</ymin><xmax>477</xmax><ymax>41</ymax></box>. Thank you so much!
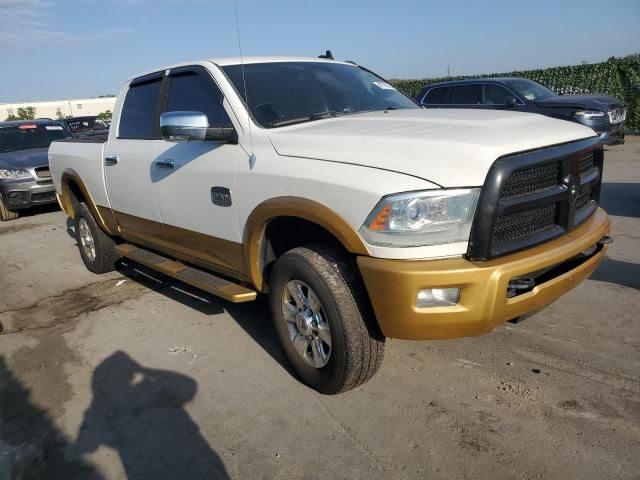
<box><xmin>0</xmin><ymin>197</ymin><xmax>19</xmax><ymax>221</ymax></box>
<box><xmin>74</xmin><ymin>202</ymin><xmax>120</xmax><ymax>274</ymax></box>
<box><xmin>269</xmin><ymin>245</ymin><xmax>385</xmax><ymax>394</ymax></box>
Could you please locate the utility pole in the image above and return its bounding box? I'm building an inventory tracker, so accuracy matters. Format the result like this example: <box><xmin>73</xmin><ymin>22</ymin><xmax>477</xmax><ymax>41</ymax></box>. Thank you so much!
<box><xmin>447</xmin><ymin>65</ymin><xmax>450</xmax><ymax>77</ymax></box>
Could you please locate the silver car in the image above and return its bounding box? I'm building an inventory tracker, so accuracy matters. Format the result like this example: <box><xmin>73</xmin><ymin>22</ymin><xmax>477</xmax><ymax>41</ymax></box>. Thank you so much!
<box><xmin>0</xmin><ymin>120</ymin><xmax>73</xmax><ymax>221</ymax></box>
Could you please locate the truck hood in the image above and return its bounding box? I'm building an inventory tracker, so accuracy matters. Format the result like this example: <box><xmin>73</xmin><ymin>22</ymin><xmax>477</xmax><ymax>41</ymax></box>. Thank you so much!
<box><xmin>0</xmin><ymin>147</ymin><xmax>49</xmax><ymax>169</ymax></box>
<box><xmin>268</xmin><ymin>109</ymin><xmax>596</xmax><ymax>187</ymax></box>
<box><xmin>535</xmin><ymin>94</ymin><xmax>623</xmax><ymax>111</ymax></box>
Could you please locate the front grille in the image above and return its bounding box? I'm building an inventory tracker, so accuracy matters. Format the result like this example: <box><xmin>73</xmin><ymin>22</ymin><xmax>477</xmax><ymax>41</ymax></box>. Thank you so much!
<box><xmin>501</xmin><ymin>162</ymin><xmax>560</xmax><ymax>198</ymax></box>
<box><xmin>31</xmin><ymin>191</ymin><xmax>56</xmax><ymax>202</ymax></box>
<box><xmin>468</xmin><ymin>137</ymin><xmax>603</xmax><ymax>260</ymax></box>
<box><xmin>578</xmin><ymin>152</ymin><xmax>595</xmax><ymax>176</ymax></box>
<box><xmin>575</xmin><ymin>185</ymin><xmax>592</xmax><ymax>211</ymax></box>
<box><xmin>34</xmin><ymin>166</ymin><xmax>51</xmax><ymax>178</ymax></box>
<box><xmin>492</xmin><ymin>204</ymin><xmax>557</xmax><ymax>246</ymax></box>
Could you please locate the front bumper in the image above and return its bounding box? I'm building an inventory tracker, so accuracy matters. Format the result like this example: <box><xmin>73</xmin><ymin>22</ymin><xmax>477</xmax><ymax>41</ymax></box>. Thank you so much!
<box><xmin>357</xmin><ymin>208</ymin><xmax>610</xmax><ymax>340</ymax></box>
<box><xmin>597</xmin><ymin>127</ymin><xmax>625</xmax><ymax>146</ymax></box>
<box><xmin>0</xmin><ymin>178</ymin><xmax>57</xmax><ymax>210</ymax></box>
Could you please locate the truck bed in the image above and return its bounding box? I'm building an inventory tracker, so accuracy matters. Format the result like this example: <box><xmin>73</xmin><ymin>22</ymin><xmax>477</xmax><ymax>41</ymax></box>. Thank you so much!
<box><xmin>48</xmin><ymin>136</ymin><xmax>110</xmax><ymax>212</ymax></box>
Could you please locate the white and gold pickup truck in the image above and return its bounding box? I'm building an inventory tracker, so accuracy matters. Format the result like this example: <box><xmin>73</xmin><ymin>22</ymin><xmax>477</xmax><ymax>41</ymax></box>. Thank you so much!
<box><xmin>49</xmin><ymin>57</ymin><xmax>611</xmax><ymax>393</ymax></box>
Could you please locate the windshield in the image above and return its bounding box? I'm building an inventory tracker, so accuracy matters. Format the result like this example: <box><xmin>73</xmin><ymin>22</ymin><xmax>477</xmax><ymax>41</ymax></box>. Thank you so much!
<box><xmin>65</xmin><ymin>117</ymin><xmax>108</xmax><ymax>132</ymax></box>
<box><xmin>222</xmin><ymin>62</ymin><xmax>419</xmax><ymax>128</ymax></box>
<box><xmin>505</xmin><ymin>79</ymin><xmax>556</xmax><ymax>101</ymax></box>
<box><xmin>0</xmin><ymin>124</ymin><xmax>72</xmax><ymax>153</ymax></box>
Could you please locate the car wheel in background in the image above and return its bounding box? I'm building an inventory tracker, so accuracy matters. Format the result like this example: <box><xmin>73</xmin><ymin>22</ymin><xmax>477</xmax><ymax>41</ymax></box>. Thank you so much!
<box><xmin>74</xmin><ymin>202</ymin><xmax>120</xmax><ymax>274</ymax></box>
<box><xmin>0</xmin><ymin>197</ymin><xmax>19</xmax><ymax>221</ymax></box>
<box><xmin>269</xmin><ymin>244</ymin><xmax>385</xmax><ymax>394</ymax></box>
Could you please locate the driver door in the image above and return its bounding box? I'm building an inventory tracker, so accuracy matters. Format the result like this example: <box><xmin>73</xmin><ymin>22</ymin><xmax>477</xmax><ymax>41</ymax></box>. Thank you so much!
<box><xmin>151</xmin><ymin>66</ymin><xmax>246</xmax><ymax>276</ymax></box>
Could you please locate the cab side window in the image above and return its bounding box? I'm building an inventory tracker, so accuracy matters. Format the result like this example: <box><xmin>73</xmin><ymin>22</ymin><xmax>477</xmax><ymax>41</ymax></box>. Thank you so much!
<box><xmin>451</xmin><ymin>85</ymin><xmax>482</xmax><ymax>105</ymax></box>
<box><xmin>482</xmin><ymin>85</ymin><xmax>517</xmax><ymax>105</ymax></box>
<box><xmin>423</xmin><ymin>87</ymin><xmax>450</xmax><ymax>105</ymax></box>
<box><xmin>166</xmin><ymin>72</ymin><xmax>233</xmax><ymax>129</ymax></box>
<box><xmin>119</xmin><ymin>77</ymin><xmax>163</xmax><ymax>139</ymax></box>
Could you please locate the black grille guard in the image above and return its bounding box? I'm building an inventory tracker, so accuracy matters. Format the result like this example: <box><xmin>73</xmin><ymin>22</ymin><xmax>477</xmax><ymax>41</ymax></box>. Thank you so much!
<box><xmin>467</xmin><ymin>136</ymin><xmax>603</xmax><ymax>260</ymax></box>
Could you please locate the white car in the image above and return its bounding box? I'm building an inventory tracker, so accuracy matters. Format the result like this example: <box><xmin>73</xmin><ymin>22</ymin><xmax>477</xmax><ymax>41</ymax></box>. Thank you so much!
<box><xmin>49</xmin><ymin>57</ymin><xmax>611</xmax><ymax>394</ymax></box>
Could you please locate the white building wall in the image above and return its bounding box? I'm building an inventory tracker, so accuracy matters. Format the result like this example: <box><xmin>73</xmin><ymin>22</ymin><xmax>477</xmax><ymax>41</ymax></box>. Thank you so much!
<box><xmin>1</xmin><ymin>97</ymin><xmax>117</xmax><ymax>120</ymax></box>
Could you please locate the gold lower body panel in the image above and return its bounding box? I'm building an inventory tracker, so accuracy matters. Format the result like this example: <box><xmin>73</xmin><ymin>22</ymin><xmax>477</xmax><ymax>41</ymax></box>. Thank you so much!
<box><xmin>358</xmin><ymin>208</ymin><xmax>610</xmax><ymax>340</ymax></box>
<box><xmin>100</xmin><ymin>208</ymin><xmax>249</xmax><ymax>282</ymax></box>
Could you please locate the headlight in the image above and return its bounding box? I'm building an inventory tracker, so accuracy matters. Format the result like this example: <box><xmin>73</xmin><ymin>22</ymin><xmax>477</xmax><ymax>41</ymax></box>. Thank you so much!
<box><xmin>360</xmin><ymin>188</ymin><xmax>480</xmax><ymax>247</ymax></box>
<box><xmin>0</xmin><ymin>168</ymin><xmax>31</xmax><ymax>180</ymax></box>
<box><xmin>574</xmin><ymin>110</ymin><xmax>605</xmax><ymax>120</ymax></box>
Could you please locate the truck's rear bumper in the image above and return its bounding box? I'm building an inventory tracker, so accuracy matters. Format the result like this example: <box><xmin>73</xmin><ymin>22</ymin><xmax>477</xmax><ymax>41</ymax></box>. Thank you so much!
<box><xmin>357</xmin><ymin>208</ymin><xmax>610</xmax><ymax>340</ymax></box>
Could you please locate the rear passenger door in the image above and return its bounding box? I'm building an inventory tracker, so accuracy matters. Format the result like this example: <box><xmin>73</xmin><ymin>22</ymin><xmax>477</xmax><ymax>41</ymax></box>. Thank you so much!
<box><xmin>151</xmin><ymin>66</ymin><xmax>246</xmax><ymax>275</ymax></box>
<box><xmin>104</xmin><ymin>72</ymin><xmax>169</xmax><ymax>247</ymax></box>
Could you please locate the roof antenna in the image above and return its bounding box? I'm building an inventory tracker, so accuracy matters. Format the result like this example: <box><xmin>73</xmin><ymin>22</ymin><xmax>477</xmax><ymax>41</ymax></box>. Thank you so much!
<box><xmin>234</xmin><ymin>1</ymin><xmax>255</xmax><ymax>169</ymax></box>
<box><xmin>318</xmin><ymin>50</ymin><xmax>334</xmax><ymax>60</ymax></box>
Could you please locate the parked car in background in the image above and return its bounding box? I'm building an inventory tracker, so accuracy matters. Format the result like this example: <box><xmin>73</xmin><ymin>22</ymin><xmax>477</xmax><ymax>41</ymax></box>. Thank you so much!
<box><xmin>416</xmin><ymin>78</ymin><xmax>626</xmax><ymax>145</ymax></box>
<box><xmin>60</xmin><ymin>116</ymin><xmax>109</xmax><ymax>137</ymax></box>
<box><xmin>0</xmin><ymin>120</ymin><xmax>73</xmax><ymax>220</ymax></box>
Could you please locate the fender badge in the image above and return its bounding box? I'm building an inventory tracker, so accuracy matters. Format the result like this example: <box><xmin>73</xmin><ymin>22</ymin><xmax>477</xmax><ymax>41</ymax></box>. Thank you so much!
<box><xmin>211</xmin><ymin>187</ymin><xmax>232</xmax><ymax>207</ymax></box>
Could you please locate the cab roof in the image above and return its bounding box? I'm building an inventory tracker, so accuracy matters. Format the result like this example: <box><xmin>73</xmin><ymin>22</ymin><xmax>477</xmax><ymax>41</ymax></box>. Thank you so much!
<box><xmin>127</xmin><ymin>56</ymin><xmax>354</xmax><ymax>83</ymax></box>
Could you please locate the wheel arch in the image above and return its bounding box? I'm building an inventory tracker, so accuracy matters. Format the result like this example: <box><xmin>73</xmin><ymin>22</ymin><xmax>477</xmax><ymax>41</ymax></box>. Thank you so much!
<box><xmin>60</xmin><ymin>170</ymin><xmax>118</xmax><ymax>235</ymax></box>
<box><xmin>243</xmin><ymin>197</ymin><xmax>370</xmax><ymax>292</ymax></box>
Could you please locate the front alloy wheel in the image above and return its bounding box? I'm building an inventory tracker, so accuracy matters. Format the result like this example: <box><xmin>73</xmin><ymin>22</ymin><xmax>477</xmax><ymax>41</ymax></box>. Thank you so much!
<box><xmin>270</xmin><ymin>245</ymin><xmax>385</xmax><ymax>394</ymax></box>
<box><xmin>282</xmin><ymin>280</ymin><xmax>332</xmax><ymax>368</ymax></box>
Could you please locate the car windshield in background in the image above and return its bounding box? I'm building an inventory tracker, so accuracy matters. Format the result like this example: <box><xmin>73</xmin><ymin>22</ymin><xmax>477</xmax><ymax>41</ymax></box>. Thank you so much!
<box><xmin>65</xmin><ymin>117</ymin><xmax>108</xmax><ymax>132</ymax></box>
<box><xmin>222</xmin><ymin>62</ymin><xmax>419</xmax><ymax>128</ymax></box>
<box><xmin>0</xmin><ymin>124</ymin><xmax>71</xmax><ymax>153</ymax></box>
<box><xmin>505</xmin><ymin>79</ymin><xmax>556</xmax><ymax>101</ymax></box>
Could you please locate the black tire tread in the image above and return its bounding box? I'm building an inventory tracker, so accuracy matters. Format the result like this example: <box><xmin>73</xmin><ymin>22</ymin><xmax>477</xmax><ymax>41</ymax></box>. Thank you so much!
<box><xmin>0</xmin><ymin>197</ymin><xmax>19</xmax><ymax>221</ymax></box>
<box><xmin>74</xmin><ymin>202</ymin><xmax>120</xmax><ymax>274</ymax></box>
<box><xmin>280</xmin><ymin>245</ymin><xmax>385</xmax><ymax>394</ymax></box>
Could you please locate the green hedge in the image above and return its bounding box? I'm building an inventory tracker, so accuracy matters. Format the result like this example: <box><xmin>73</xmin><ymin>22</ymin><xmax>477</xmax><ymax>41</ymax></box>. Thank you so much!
<box><xmin>389</xmin><ymin>55</ymin><xmax>640</xmax><ymax>133</ymax></box>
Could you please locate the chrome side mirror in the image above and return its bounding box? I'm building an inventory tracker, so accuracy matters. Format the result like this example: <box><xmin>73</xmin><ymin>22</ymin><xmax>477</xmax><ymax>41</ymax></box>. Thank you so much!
<box><xmin>160</xmin><ymin>111</ymin><xmax>208</xmax><ymax>142</ymax></box>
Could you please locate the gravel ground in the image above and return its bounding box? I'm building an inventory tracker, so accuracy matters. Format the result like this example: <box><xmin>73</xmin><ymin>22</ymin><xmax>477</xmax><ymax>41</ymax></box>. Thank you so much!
<box><xmin>0</xmin><ymin>137</ymin><xmax>638</xmax><ymax>480</ymax></box>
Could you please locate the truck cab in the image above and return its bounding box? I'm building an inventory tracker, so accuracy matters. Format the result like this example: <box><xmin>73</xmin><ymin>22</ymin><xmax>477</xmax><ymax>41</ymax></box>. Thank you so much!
<box><xmin>49</xmin><ymin>57</ymin><xmax>611</xmax><ymax>394</ymax></box>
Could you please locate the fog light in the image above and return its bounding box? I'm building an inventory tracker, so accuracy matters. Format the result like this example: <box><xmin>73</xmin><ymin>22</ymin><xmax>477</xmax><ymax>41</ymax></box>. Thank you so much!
<box><xmin>417</xmin><ymin>288</ymin><xmax>460</xmax><ymax>308</ymax></box>
<box><xmin>7</xmin><ymin>192</ymin><xmax>25</xmax><ymax>201</ymax></box>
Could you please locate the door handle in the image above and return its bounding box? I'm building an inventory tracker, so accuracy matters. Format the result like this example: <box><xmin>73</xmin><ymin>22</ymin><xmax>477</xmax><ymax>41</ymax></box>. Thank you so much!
<box><xmin>104</xmin><ymin>155</ymin><xmax>119</xmax><ymax>166</ymax></box>
<box><xmin>156</xmin><ymin>160</ymin><xmax>175</xmax><ymax>169</ymax></box>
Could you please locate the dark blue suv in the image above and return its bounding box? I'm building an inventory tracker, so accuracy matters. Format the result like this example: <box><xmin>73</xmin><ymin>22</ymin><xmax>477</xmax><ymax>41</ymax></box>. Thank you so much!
<box><xmin>416</xmin><ymin>78</ymin><xmax>626</xmax><ymax>145</ymax></box>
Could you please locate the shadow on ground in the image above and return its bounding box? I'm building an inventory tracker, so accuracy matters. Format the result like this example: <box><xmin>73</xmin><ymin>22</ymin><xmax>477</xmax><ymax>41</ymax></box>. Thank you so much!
<box><xmin>599</xmin><ymin>182</ymin><xmax>640</xmax><ymax>219</ymax></box>
<box><xmin>590</xmin><ymin>257</ymin><xmax>640</xmax><ymax>290</ymax></box>
<box><xmin>115</xmin><ymin>262</ymin><xmax>295</xmax><ymax>379</ymax></box>
<box><xmin>0</xmin><ymin>352</ymin><xmax>230</xmax><ymax>480</ymax></box>
<box><xmin>0</xmin><ymin>355</ymin><xmax>100</xmax><ymax>479</ymax></box>
<box><xmin>66</xmin><ymin>221</ymin><xmax>291</xmax><ymax>379</ymax></box>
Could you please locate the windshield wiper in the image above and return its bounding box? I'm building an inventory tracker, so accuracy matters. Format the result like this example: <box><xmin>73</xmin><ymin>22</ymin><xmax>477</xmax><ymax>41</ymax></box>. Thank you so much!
<box><xmin>270</xmin><ymin>110</ymin><xmax>346</xmax><ymax>128</ymax></box>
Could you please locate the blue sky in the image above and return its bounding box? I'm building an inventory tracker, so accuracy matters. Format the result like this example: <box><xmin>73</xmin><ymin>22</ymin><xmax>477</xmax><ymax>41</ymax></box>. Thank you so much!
<box><xmin>1</xmin><ymin>0</ymin><xmax>639</xmax><ymax>102</ymax></box>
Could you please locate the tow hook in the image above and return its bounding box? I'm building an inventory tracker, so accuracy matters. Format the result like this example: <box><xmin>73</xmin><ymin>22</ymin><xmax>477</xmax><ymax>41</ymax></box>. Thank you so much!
<box><xmin>506</xmin><ymin>276</ymin><xmax>536</xmax><ymax>298</ymax></box>
<box><xmin>597</xmin><ymin>235</ymin><xmax>613</xmax><ymax>245</ymax></box>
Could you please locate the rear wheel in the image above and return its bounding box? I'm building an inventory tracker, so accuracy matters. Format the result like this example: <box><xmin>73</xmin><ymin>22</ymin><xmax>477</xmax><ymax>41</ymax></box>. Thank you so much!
<box><xmin>269</xmin><ymin>245</ymin><xmax>385</xmax><ymax>394</ymax></box>
<box><xmin>0</xmin><ymin>197</ymin><xmax>19</xmax><ymax>221</ymax></box>
<box><xmin>74</xmin><ymin>202</ymin><xmax>120</xmax><ymax>273</ymax></box>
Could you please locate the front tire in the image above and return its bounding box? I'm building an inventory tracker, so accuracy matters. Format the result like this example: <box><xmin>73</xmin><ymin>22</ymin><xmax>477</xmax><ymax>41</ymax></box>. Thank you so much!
<box><xmin>269</xmin><ymin>245</ymin><xmax>385</xmax><ymax>394</ymax></box>
<box><xmin>74</xmin><ymin>202</ymin><xmax>120</xmax><ymax>274</ymax></box>
<box><xmin>0</xmin><ymin>197</ymin><xmax>19</xmax><ymax>221</ymax></box>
